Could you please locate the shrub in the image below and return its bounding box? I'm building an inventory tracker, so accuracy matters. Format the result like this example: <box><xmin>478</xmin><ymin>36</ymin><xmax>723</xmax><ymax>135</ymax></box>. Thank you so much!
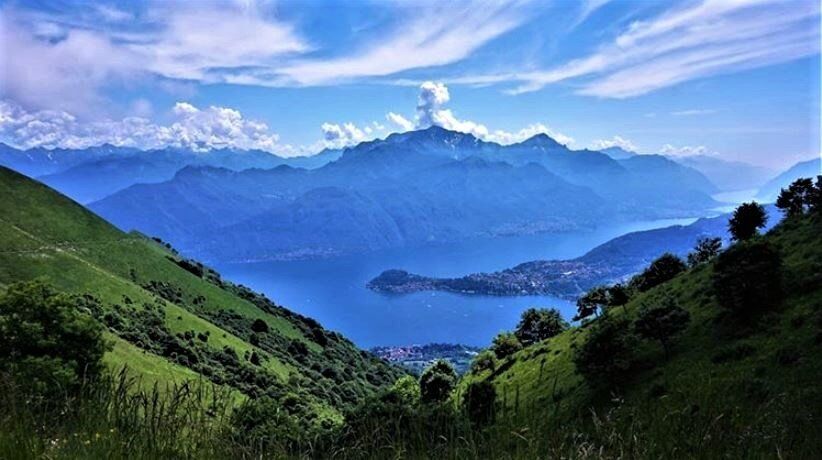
<box><xmin>573</xmin><ymin>317</ymin><xmax>636</xmax><ymax>388</ymax></box>
<box><xmin>470</xmin><ymin>350</ymin><xmax>497</xmax><ymax>374</ymax></box>
<box><xmin>419</xmin><ymin>360</ymin><xmax>457</xmax><ymax>403</ymax></box>
<box><xmin>491</xmin><ymin>332</ymin><xmax>522</xmax><ymax>359</ymax></box>
<box><xmin>463</xmin><ymin>380</ymin><xmax>496</xmax><ymax>426</ymax></box>
<box><xmin>712</xmin><ymin>240</ymin><xmax>782</xmax><ymax>315</ymax></box>
<box><xmin>634</xmin><ymin>299</ymin><xmax>690</xmax><ymax>359</ymax></box>
<box><xmin>0</xmin><ymin>282</ymin><xmax>109</xmax><ymax>400</ymax></box>
<box><xmin>687</xmin><ymin>237</ymin><xmax>722</xmax><ymax>267</ymax></box>
<box><xmin>606</xmin><ymin>283</ymin><xmax>631</xmax><ymax>308</ymax></box>
<box><xmin>390</xmin><ymin>375</ymin><xmax>421</xmax><ymax>406</ymax></box>
<box><xmin>251</xmin><ymin>318</ymin><xmax>270</xmax><ymax>333</ymax></box>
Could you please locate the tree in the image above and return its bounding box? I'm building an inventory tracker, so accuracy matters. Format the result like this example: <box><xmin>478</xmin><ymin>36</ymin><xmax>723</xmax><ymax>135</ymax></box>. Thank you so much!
<box><xmin>514</xmin><ymin>307</ymin><xmax>568</xmax><ymax>346</ymax></box>
<box><xmin>573</xmin><ymin>317</ymin><xmax>636</xmax><ymax>387</ymax></box>
<box><xmin>0</xmin><ymin>281</ymin><xmax>109</xmax><ymax>399</ymax></box>
<box><xmin>776</xmin><ymin>178</ymin><xmax>815</xmax><ymax>217</ymax></box>
<box><xmin>491</xmin><ymin>332</ymin><xmax>522</xmax><ymax>359</ymax></box>
<box><xmin>631</xmin><ymin>253</ymin><xmax>687</xmax><ymax>292</ymax></box>
<box><xmin>728</xmin><ymin>202</ymin><xmax>767</xmax><ymax>241</ymax></box>
<box><xmin>574</xmin><ymin>286</ymin><xmax>608</xmax><ymax>321</ymax></box>
<box><xmin>463</xmin><ymin>380</ymin><xmax>496</xmax><ymax>426</ymax></box>
<box><xmin>606</xmin><ymin>283</ymin><xmax>630</xmax><ymax>309</ymax></box>
<box><xmin>712</xmin><ymin>240</ymin><xmax>782</xmax><ymax>315</ymax></box>
<box><xmin>419</xmin><ymin>360</ymin><xmax>457</xmax><ymax>403</ymax></box>
<box><xmin>810</xmin><ymin>176</ymin><xmax>822</xmax><ymax>213</ymax></box>
<box><xmin>470</xmin><ymin>350</ymin><xmax>497</xmax><ymax>374</ymax></box>
<box><xmin>687</xmin><ymin>237</ymin><xmax>722</xmax><ymax>267</ymax></box>
<box><xmin>634</xmin><ymin>299</ymin><xmax>691</xmax><ymax>359</ymax></box>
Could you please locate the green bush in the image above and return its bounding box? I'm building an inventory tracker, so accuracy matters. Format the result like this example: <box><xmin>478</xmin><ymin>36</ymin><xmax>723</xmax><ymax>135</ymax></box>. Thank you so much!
<box><xmin>573</xmin><ymin>317</ymin><xmax>636</xmax><ymax>388</ymax></box>
<box><xmin>634</xmin><ymin>299</ymin><xmax>690</xmax><ymax>359</ymax></box>
<box><xmin>491</xmin><ymin>332</ymin><xmax>522</xmax><ymax>359</ymax></box>
<box><xmin>712</xmin><ymin>240</ymin><xmax>782</xmax><ymax>315</ymax></box>
<box><xmin>0</xmin><ymin>281</ymin><xmax>109</xmax><ymax>400</ymax></box>
<box><xmin>419</xmin><ymin>360</ymin><xmax>457</xmax><ymax>403</ymax></box>
<box><xmin>463</xmin><ymin>380</ymin><xmax>496</xmax><ymax>426</ymax></box>
<box><xmin>470</xmin><ymin>350</ymin><xmax>497</xmax><ymax>374</ymax></box>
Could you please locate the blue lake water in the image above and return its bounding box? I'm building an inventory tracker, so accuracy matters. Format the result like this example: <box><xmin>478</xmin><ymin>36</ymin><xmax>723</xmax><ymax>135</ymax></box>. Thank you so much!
<box><xmin>214</xmin><ymin>218</ymin><xmax>697</xmax><ymax>348</ymax></box>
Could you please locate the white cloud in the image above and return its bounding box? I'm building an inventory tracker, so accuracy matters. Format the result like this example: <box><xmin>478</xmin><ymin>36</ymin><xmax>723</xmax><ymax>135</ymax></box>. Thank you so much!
<box><xmin>660</xmin><ymin>144</ymin><xmax>714</xmax><ymax>157</ymax></box>
<box><xmin>321</xmin><ymin>122</ymin><xmax>368</xmax><ymax>149</ymax></box>
<box><xmin>134</xmin><ymin>5</ymin><xmax>309</xmax><ymax>83</ymax></box>
<box><xmin>386</xmin><ymin>112</ymin><xmax>414</xmax><ymax>131</ymax></box>
<box><xmin>0</xmin><ymin>8</ymin><xmax>141</xmax><ymax>114</ymax></box>
<box><xmin>0</xmin><ymin>100</ymin><xmax>289</xmax><ymax>154</ymax></box>
<box><xmin>670</xmin><ymin>108</ymin><xmax>716</xmax><ymax>116</ymax></box>
<box><xmin>271</xmin><ymin>2</ymin><xmax>528</xmax><ymax>86</ymax></box>
<box><xmin>590</xmin><ymin>136</ymin><xmax>636</xmax><ymax>152</ymax></box>
<box><xmin>394</xmin><ymin>81</ymin><xmax>573</xmax><ymax>145</ymax></box>
<box><xmin>416</xmin><ymin>81</ymin><xmax>451</xmax><ymax>128</ymax></box>
<box><xmin>490</xmin><ymin>124</ymin><xmax>574</xmax><ymax>146</ymax></box>
<box><xmin>450</xmin><ymin>0</ymin><xmax>819</xmax><ymax>97</ymax></box>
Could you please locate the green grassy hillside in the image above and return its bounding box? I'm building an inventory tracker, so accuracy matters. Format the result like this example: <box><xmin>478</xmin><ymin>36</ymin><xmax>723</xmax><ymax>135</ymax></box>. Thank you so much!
<box><xmin>0</xmin><ymin>166</ymin><xmax>404</xmax><ymax>423</ymax></box>
<box><xmin>460</xmin><ymin>212</ymin><xmax>822</xmax><ymax>457</ymax></box>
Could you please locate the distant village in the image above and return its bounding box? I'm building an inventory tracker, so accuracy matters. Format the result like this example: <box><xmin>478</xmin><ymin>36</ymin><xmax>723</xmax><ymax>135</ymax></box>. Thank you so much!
<box><xmin>370</xmin><ymin>343</ymin><xmax>481</xmax><ymax>375</ymax></box>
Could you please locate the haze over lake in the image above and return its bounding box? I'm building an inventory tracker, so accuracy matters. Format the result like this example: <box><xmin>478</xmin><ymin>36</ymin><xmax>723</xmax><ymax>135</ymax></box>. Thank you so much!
<box><xmin>215</xmin><ymin>217</ymin><xmax>696</xmax><ymax>347</ymax></box>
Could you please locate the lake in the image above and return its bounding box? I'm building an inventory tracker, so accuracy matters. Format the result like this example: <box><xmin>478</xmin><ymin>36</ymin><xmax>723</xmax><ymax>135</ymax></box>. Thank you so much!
<box><xmin>214</xmin><ymin>218</ymin><xmax>697</xmax><ymax>348</ymax></box>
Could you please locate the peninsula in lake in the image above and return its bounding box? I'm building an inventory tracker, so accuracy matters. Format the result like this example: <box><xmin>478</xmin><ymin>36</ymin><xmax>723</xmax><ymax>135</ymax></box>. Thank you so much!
<box><xmin>368</xmin><ymin>208</ymin><xmax>775</xmax><ymax>299</ymax></box>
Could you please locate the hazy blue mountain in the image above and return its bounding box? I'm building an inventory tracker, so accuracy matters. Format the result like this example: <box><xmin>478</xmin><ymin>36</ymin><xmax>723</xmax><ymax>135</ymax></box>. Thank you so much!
<box><xmin>599</xmin><ymin>146</ymin><xmax>636</xmax><ymax>160</ymax></box>
<box><xmin>482</xmin><ymin>136</ymin><xmax>717</xmax><ymax>215</ymax></box>
<box><xmin>37</xmin><ymin>147</ymin><xmax>340</xmax><ymax>203</ymax></box>
<box><xmin>93</xmin><ymin>154</ymin><xmax>607</xmax><ymax>261</ymax></box>
<box><xmin>674</xmin><ymin>155</ymin><xmax>774</xmax><ymax>192</ymax></box>
<box><xmin>0</xmin><ymin>142</ymin><xmax>340</xmax><ymax>203</ymax></box>
<box><xmin>0</xmin><ymin>143</ymin><xmax>139</xmax><ymax>177</ymax></box>
<box><xmin>756</xmin><ymin>158</ymin><xmax>821</xmax><ymax>201</ymax></box>
<box><xmin>90</xmin><ymin>126</ymin><xmax>720</xmax><ymax>262</ymax></box>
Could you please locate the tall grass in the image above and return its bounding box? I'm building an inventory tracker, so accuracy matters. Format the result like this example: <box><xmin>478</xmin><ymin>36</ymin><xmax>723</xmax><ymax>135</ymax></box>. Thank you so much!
<box><xmin>0</xmin><ymin>368</ymin><xmax>234</xmax><ymax>460</ymax></box>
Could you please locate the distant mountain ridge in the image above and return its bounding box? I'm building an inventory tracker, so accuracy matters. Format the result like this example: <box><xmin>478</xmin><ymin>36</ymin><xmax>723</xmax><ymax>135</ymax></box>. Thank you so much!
<box><xmin>756</xmin><ymin>157</ymin><xmax>821</xmax><ymax>201</ymax></box>
<box><xmin>85</xmin><ymin>126</ymin><xmax>720</xmax><ymax>262</ymax></box>
<box><xmin>674</xmin><ymin>154</ymin><xmax>774</xmax><ymax>192</ymax></box>
<box><xmin>85</xmin><ymin>127</ymin><xmax>721</xmax><ymax>261</ymax></box>
<box><xmin>0</xmin><ymin>142</ymin><xmax>341</xmax><ymax>203</ymax></box>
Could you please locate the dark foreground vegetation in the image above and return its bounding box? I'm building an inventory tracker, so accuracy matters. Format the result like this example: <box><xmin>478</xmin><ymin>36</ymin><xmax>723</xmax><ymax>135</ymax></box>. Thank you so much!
<box><xmin>2</xmin><ymin>176</ymin><xmax>822</xmax><ymax>458</ymax></box>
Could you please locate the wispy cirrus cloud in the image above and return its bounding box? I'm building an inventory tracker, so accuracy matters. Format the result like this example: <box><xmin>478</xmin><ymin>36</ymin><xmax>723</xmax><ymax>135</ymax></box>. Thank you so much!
<box><xmin>456</xmin><ymin>0</ymin><xmax>819</xmax><ymax>98</ymax></box>
<box><xmin>671</xmin><ymin>109</ymin><xmax>716</xmax><ymax>116</ymax></box>
<box><xmin>247</xmin><ymin>1</ymin><xmax>530</xmax><ymax>86</ymax></box>
<box><xmin>1</xmin><ymin>0</ymin><xmax>532</xmax><ymax>113</ymax></box>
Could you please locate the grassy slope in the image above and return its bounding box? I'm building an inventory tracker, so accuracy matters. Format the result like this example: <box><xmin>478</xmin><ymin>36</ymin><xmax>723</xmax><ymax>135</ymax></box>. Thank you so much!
<box><xmin>462</xmin><ymin>214</ymin><xmax>822</xmax><ymax>454</ymax></box>
<box><xmin>0</xmin><ymin>166</ymin><xmax>400</xmax><ymax>419</ymax></box>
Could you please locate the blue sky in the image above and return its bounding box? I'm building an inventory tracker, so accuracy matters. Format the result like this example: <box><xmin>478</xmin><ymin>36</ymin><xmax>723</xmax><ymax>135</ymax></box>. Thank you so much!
<box><xmin>0</xmin><ymin>0</ymin><xmax>820</xmax><ymax>169</ymax></box>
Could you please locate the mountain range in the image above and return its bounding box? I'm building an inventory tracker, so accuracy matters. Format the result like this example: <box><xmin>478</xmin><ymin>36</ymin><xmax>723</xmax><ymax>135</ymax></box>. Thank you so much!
<box><xmin>0</xmin><ymin>142</ymin><xmax>341</xmax><ymax>203</ymax></box>
<box><xmin>83</xmin><ymin>127</ymin><xmax>722</xmax><ymax>262</ymax></box>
